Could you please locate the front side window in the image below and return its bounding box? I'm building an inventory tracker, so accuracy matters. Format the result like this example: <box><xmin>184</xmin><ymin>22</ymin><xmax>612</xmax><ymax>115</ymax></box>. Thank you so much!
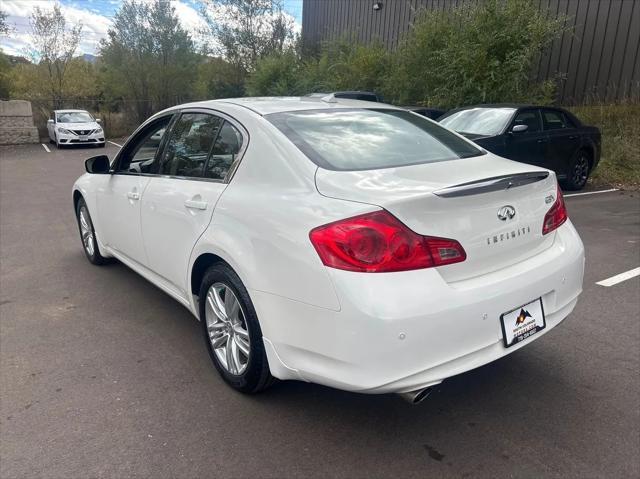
<box><xmin>57</xmin><ymin>112</ymin><xmax>94</xmax><ymax>123</ymax></box>
<box><xmin>158</xmin><ymin>113</ymin><xmax>223</xmax><ymax>178</ymax></box>
<box><xmin>267</xmin><ymin>108</ymin><xmax>483</xmax><ymax>171</ymax></box>
<box><xmin>117</xmin><ymin>116</ymin><xmax>172</xmax><ymax>174</ymax></box>
<box><xmin>439</xmin><ymin>108</ymin><xmax>516</xmax><ymax>136</ymax></box>
<box><xmin>203</xmin><ymin>121</ymin><xmax>243</xmax><ymax>180</ymax></box>
<box><xmin>542</xmin><ymin>110</ymin><xmax>569</xmax><ymax>130</ymax></box>
<box><xmin>512</xmin><ymin>110</ymin><xmax>542</xmax><ymax>133</ymax></box>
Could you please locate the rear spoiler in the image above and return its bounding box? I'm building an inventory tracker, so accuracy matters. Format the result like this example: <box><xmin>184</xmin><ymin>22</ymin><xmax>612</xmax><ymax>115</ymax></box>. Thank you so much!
<box><xmin>433</xmin><ymin>172</ymin><xmax>549</xmax><ymax>198</ymax></box>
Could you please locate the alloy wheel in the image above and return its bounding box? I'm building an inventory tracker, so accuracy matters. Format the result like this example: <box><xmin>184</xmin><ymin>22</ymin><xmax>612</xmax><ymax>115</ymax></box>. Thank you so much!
<box><xmin>572</xmin><ymin>155</ymin><xmax>589</xmax><ymax>188</ymax></box>
<box><xmin>205</xmin><ymin>282</ymin><xmax>251</xmax><ymax>375</ymax></box>
<box><xmin>79</xmin><ymin>206</ymin><xmax>95</xmax><ymax>256</ymax></box>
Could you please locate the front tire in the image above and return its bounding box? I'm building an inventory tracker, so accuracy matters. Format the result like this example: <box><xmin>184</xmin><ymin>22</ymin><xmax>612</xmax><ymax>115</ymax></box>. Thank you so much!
<box><xmin>199</xmin><ymin>263</ymin><xmax>274</xmax><ymax>394</ymax></box>
<box><xmin>75</xmin><ymin>198</ymin><xmax>108</xmax><ymax>265</ymax></box>
<box><xmin>564</xmin><ymin>150</ymin><xmax>591</xmax><ymax>190</ymax></box>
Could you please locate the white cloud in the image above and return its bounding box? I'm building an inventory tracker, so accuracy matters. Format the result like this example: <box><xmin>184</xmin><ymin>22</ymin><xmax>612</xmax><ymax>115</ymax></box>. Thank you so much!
<box><xmin>172</xmin><ymin>1</ymin><xmax>207</xmax><ymax>33</ymax></box>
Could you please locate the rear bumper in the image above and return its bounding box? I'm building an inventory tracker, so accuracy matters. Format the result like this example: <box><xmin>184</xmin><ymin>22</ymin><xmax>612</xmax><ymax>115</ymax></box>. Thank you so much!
<box><xmin>253</xmin><ymin>221</ymin><xmax>584</xmax><ymax>394</ymax></box>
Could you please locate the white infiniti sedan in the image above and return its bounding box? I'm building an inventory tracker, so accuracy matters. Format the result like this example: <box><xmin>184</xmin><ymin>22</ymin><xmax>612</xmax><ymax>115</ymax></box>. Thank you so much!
<box><xmin>72</xmin><ymin>97</ymin><xmax>584</xmax><ymax>403</ymax></box>
<box><xmin>48</xmin><ymin>109</ymin><xmax>105</xmax><ymax>148</ymax></box>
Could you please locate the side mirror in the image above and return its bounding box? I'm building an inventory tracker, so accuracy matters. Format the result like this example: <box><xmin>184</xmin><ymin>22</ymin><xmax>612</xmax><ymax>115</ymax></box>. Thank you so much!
<box><xmin>47</xmin><ymin>119</ymin><xmax>54</xmax><ymax>124</ymax></box>
<box><xmin>511</xmin><ymin>124</ymin><xmax>529</xmax><ymax>133</ymax></box>
<box><xmin>85</xmin><ymin>155</ymin><xmax>111</xmax><ymax>174</ymax></box>
<box><xmin>95</xmin><ymin>118</ymin><xmax>102</xmax><ymax>124</ymax></box>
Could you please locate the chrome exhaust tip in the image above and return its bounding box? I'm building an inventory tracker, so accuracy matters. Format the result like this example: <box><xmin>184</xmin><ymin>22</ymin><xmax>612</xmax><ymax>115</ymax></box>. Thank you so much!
<box><xmin>397</xmin><ymin>387</ymin><xmax>433</xmax><ymax>404</ymax></box>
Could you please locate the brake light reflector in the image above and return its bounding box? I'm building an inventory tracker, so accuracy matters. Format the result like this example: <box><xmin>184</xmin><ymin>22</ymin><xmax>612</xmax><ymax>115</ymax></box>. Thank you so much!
<box><xmin>542</xmin><ymin>184</ymin><xmax>568</xmax><ymax>235</ymax></box>
<box><xmin>309</xmin><ymin>210</ymin><xmax>466</xmax><ymax>272</ymax></box>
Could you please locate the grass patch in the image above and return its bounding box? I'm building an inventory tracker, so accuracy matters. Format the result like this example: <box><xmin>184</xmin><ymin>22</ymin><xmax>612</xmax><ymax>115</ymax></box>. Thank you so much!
<box><xmin>570</xmin><ymin>102</ymin><xmax>640</xmax><ymax>190</ymax></box>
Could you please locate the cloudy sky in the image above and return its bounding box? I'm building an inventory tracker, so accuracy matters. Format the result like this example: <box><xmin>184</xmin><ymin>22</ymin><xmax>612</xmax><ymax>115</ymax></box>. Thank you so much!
<box><xmin>0</xmin><ymin>0</ymin><xmax>303</xmax><ymax>58</ymax></box>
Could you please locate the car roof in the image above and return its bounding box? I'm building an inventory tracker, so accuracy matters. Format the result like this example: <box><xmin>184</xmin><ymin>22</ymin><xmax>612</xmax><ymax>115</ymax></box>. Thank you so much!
<box><xmin>54</xmin><ymin>109</ymin><xmax>90</xmax><ymax>113</ymax></box>
<box><xmin>446</xmin><ymin>103</ymin><xmax>553</xmax><ymax>111</ymax></box>
<box><xmin>173</xmin><ymin>97</ymin><xmax>400</xmax><ymax>116</ymax></box>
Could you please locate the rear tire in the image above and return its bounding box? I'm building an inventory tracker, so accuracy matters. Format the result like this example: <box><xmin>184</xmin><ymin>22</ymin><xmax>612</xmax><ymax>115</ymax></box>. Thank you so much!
<box><xmin>75</xmin><ymin>197</ymin><xmax>108</xmax><ymax>265</ymax></box>
<box><xmin>564</xmin><ymin>150</ymin><xmax>591</xmax><ymax>191</ymax></box>
<box><xmin>199</xmin><ymin>263</ymin><xmax>274</xmax><ymax>394</ymax></box>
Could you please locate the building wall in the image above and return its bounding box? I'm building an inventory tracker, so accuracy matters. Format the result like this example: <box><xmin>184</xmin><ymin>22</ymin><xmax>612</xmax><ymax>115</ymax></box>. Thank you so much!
<box><xmin>301</xmin><ymin>0</ymin><xmax>640</xmax><ymax>104</ymax></box>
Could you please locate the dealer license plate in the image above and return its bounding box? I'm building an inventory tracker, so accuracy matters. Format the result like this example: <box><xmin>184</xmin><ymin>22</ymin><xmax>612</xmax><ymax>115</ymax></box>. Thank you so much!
<box><xmin>500</xmin><ymin>298</ymin><xmax>546</xmax><ymax>348</ymax></box>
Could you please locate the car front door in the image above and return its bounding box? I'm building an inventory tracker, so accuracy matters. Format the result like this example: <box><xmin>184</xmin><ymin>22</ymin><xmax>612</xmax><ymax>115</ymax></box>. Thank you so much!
<box><xmin>96</xmin><ymin>115</ymin><xmax>173</xmax><ymax>267</ymax></box>
<box><xmin>504</xmin><ymin>109</ymin><xmax>548</xmax><ymax>167</ymax></box>
<box><xmin>542</xmin><ymin>109</ymin><xmax>581</xmax><ymax>175</ymax></box>
<box><xmin>140</xmin><ymin>110</ymin><xmax>246</xmax><ymax>297</ymax></box>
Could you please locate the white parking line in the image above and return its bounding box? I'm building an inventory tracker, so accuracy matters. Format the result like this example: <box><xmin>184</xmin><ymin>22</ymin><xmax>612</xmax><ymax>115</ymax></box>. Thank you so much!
<box><xmin>564</xmin><ymin>188</ymin><xmax>619</xmax><ymax>198</ymax></box>
<box><xmin>41</xmin><ymin>143</ymin><xmax>51</xmax><ymax>153</ymax></box>
<box><xmin>107</xmin><ymin>140</ymin><xmax>122</xmax><ymax>148</ymax></box>
<box><xmin>596</xmin><ymin>267</ymin><xmax>640</xmax><ymax>287</ymax></box>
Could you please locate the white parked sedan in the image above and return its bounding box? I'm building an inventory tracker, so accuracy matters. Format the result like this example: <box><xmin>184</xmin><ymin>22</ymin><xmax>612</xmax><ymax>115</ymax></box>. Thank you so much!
<box><xmin>48</xmin><ymin>109</ymin><xmax>105</xmax><ymax>148</ymax></box>
<box><xmin>72</xmin><ymin>97</ymin><xmax>584</xmax><ymax>403</ymax></box>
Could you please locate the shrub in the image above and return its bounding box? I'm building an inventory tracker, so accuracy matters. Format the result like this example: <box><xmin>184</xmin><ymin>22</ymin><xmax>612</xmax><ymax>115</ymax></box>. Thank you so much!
<box><xmin>245</xmin><ymin>49</ymin><xmax>305</xmax><ymax>96</ymax></box>
<box><xmin>571</xmin><ymin>102</ymin><xmax>640</xmax><ymax>189</ymax></box>
<box><xmin>247</xmin><ymin>39</ymin><xmax>390</xmax><ymax>97</ymax></box>
<box><xmin>386</xmin><ymin>0</ymin><xmax>564</xmax><ymax>107</ymax></box>
<box><xmin>248</xmin><ymin>0</ymin><xmax>565</xmax><ymax>107</ymax></box>
<box><xmin>307</xmin><ymin>39</ymin><xmax>390</xmax><ymax>94</ymax></box>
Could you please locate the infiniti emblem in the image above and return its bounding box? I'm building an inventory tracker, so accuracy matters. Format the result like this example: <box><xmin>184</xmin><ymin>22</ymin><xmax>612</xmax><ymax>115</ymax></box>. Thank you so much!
<box><xmin>497</xmin><ymin>205</ymin><xmax>516</xmax><ymax>221</ymax></box>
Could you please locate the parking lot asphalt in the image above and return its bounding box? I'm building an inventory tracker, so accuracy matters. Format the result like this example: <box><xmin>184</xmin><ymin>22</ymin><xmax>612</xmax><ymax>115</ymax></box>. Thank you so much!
<box><xmin>1</xmin><ymin>142</ymin><xmax>639</xmax><ymax>479</ymax></box>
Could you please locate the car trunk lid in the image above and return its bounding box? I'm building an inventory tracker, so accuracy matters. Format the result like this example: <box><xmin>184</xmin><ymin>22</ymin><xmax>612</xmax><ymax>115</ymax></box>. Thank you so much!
<box><xmin>315</xmin><ymin>155</ymin><xmax>558</xmax><ymax>282</ymax></box>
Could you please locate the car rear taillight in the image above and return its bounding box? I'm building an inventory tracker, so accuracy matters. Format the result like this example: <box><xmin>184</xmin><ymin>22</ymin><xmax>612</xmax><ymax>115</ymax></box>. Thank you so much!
<box><xmin>309</xmin><ymin>210</ymin><xmax>466</xmax><ymax>272</ymax></box>
<box><xmin>542</xmin><ymin>184</ymin><xmax>568</xmax><ymax>235</ymax></box>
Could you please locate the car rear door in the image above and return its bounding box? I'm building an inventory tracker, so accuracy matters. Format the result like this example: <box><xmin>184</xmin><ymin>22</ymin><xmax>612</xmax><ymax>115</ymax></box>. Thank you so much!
<box><xmin>140</xmin><ymin>110</ymin><xmax>246</xmax><ymax>297</ymax></box>
<box><xmin>542</xmin><ymin>109</ymin><xmax>581</xmax><ymax>175</ymax></box>
<box><xmin>504</xmin><ymin>109</ymin><xmax>548</xmax><ymax>167</ymax></box>
<box><xmin>96</xmin><ymin>115</ymin><xmax>173</xmax><ymax>266</ymax></box>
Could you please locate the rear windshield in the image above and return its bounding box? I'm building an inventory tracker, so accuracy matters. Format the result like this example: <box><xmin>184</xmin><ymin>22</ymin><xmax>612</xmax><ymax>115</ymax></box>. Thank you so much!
<box><xmin>266</xmin><ymin>108</ymin><xmax>484</xmax><ymax>171</ymax></box>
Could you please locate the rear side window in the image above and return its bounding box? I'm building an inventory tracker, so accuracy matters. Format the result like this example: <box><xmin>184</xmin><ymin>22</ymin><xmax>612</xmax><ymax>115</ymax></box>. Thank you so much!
<box><xmin>267</xmin><ymin>109</ymin><xmax>483</xmax><ymax>171</ymax></box>
<box><xmin>542</xmin><ymin>110</ymin><xmax>571</xmax><ymax>130</ymax></box>
<box><xmin>203</xmin><ymin>121</ymin><xmax>243</xmax><ymax>180</ymax></box>
<box><xmin>159</xmin><ymin>113</ymin><xmax>223</xmax><ymax>178</ymax></box>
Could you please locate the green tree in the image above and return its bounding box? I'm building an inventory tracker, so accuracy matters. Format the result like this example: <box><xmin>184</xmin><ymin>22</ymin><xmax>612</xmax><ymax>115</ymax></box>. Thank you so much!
<box><xmin>9</xmin><ymin>58</ymin><xmax>99</xmax><ymax>100</ymax></box>
<box><xmin>27</xmin><ymin>3</ymin><xmax>83</xmax><ymax>107</ymax></box>
<box><xmin>387</xmin><ymin>0</ymin><xmax>565</xmax><ymax>107</ymax></box>
<box><xmin>0</xmin><ymin>10</ymin><xmax>11</xmax><ymax>98</ymax></box>
<box><xmin>100</xmin><ymin>0</ymin><xmax>198</xmax><ymax>122</ymax></box>
<box><xmin>0</xmin><ymin>54</ymin><xmax>11</xmax><ymax>98</ymax></box>
<box><xmin>194</xmin><ymin>56</ymin><xmax>245</xmax><ymax>99</ymax></box>
<box><xmin>200</xmin><ymin>0</ymin><xmax>295</xmax><ymax>73</ymax></box>
<box><xmin>0</xmin><ymin>10</ymin><xmax>10</xmax><ymax>36</ymax></box>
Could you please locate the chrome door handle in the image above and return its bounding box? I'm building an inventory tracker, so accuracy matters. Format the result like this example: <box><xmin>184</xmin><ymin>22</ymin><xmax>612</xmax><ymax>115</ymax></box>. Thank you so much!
<box><xmin>127</xmin><ymin>191</ymin><xmax>140</xmax><ymax>200</ymax></box>
<box><xmin>184</xmin><ymin>199</ymin><xmax>208</xmax><ymax>210</ymax></box>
